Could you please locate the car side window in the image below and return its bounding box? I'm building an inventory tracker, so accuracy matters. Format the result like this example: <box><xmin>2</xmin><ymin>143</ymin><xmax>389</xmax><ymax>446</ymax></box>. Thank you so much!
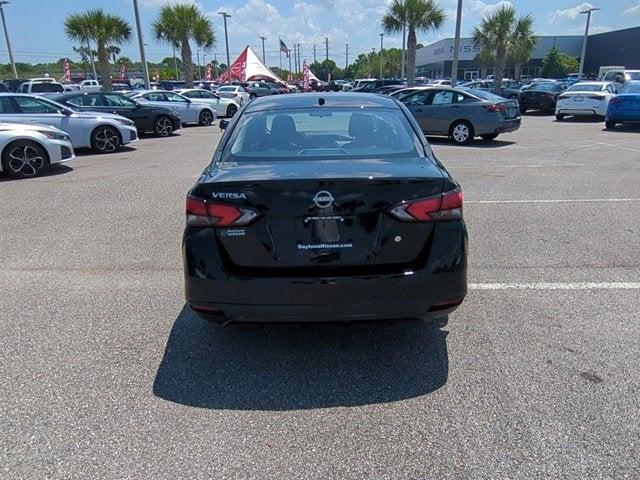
<box><xmin>200</xmin><ymin>91</ymin><xmax>214</xmax><ymax>98</ymax></box>
<box><xmin>614</xmin><ymin>74</ymin><xmax>625</xmax><ymax>84</ymax></box>
<box><xmin>430</xmin><ymin>90</ymin><xmax>456</xmax><ymax>105</ymax></box>
<box><xmin>103</xmin><ymin>94</ymin><xmax>135</xmax><ymax>107</ymax></box>
<box><xmin>144</xmin><ymin>92</ymin><xmax>167</xmax><ymax>102</ymax></box>
<box><xmin>0</xmin><ymin>96</ymin><xmax>15</xmax><ymax>113</ymax></box>
<box><xmin>166</xmin><ymin>93</ymin><xmax>188</xmax><ymax>103</ymax></box>
<box><xmin>72</xmin><ymin>94</ymin><xmax>104</xmax><ymax>107</ymax></box>
<box><xmin>404</xmin><ymin>91</ymin><xmax>431</xmax><ymax>106</ymax></box>
<box><xmin>182</xmin><ymin>91</ymin><xmax>198</xmax><ymax>98</ymax></box>
<box><xmin>14</xmin><ymin>96</ymin><xmax>60</xmax><ymax>114</ymax></box>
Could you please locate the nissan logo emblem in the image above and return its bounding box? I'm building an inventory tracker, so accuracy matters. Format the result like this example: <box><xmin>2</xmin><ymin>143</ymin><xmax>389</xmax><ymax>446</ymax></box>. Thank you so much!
<box><xmin>313</xmin><ymin>190</ymin><xmax>334</xmax><ymax>208</ymax></box>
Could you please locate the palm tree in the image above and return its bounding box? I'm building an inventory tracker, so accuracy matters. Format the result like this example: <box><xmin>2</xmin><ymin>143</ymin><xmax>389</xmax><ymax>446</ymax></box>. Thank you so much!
<box><xmin>107</xmin><ymin>45</ymin><xmax>121</xmax><ymax>65</ymax></box>
<box><xmin>509</xmin><ymin>16</ymin><xmax>536</xmax><ymax>80</ymax></box>
<box><xmin>65</xmin><ymin>9</ymin><xmax>131</xmax><ymax>92</ymax></box>
<box><xmin>382</xmin><ymin>0</ymin><xmax>446</xmax><ymax>86</ymax></box>
<box><xmin>152</xmin><ymin>4</ymin><xmax>215</xmax><ymax>87</ymax></box>
<box><xmin>474</xmin><ymin>48</ymin><xmax>494</xmax><ymax>80</ymax></box>
<box><xmin>472</xmin><ymin>5</ymin><xmax>534</xmax><ymax>92</ymax></box>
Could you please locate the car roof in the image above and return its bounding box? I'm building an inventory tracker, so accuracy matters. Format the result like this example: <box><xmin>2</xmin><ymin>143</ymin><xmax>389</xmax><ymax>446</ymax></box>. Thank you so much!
<box><xmin>569</xmin><ymin>81</ymin><xmax>609</xmax><ymax>86</ymax></box>
<box><xmin>244</xmin><ymin>92</ymin><xmax>400</xmax><ymax>113</ymax></box>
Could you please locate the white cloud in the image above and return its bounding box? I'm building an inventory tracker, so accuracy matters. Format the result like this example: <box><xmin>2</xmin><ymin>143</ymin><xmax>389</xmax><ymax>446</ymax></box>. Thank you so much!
<box><xmin>550</xmin><ymin>3</ymin><xmax>594</xmax><ymax>22</ymax></box>
<box><xmin>470</xmin><ymin>1</ymin><xmax>515</xmax><ymax>17</ymax></box>
<box><xmin>565</xmin><ymin>23</ymin><xmax>611</xmax><ymax>34</ymax></box>
<box><xmin>623</xmin><ymin>2</ymin><xmax>640</xmax><ymax>16</ymax></box>
<box><xmin>138</xmin><ymin>0</ymin><xmax>198</xmax><ymax>7</ymax></box>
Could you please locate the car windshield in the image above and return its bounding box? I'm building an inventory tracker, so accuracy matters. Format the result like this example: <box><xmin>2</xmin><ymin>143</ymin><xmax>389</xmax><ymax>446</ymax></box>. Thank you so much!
<box><xmin>31</xmin><ymin>83</ymin><xmax>65</xmax><ymax>93</ymax></box>
<box><xmin>622</xmin><ymin>82</ymin><xmax>640</xmax><ymax>93</ymax></box>
<box><xmin>567</xmin><ymin>84</ymin><xmax>603</xmax><ymax>92</ymax></box>
<box><xmin>223</xmin><ymin>108</ymin><xmax>422</xmax><ymax>161</ymax></box>
<box><xmin>218</xmin><ymin>86</ymin><xmax>236</xmax><ymax>92</ymax></box>
<box><xmin>461</xmin><ymin>88</ymin><xmax>504</xmax><ymax>101</ymax></box>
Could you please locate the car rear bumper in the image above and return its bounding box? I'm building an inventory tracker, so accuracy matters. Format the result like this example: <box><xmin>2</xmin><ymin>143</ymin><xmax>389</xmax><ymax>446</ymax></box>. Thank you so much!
<box><xmin>607</xmin><ymin>114</ymin><xmax>640</xmax><ymax>123</ymax></box>
<box><xmin>183</xmin><ymin>222</ymin><xmax>468</xmax><ymax>322</ymax></box>
<box><xmin>491</xmin><ymin>118</ymin><xmax>521</xmax><ymax>134</ymax></box>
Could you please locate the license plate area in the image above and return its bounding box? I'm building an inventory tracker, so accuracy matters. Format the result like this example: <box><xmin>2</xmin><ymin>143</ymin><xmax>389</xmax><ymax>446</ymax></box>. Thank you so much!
<box><xmin>295</xmin><ymin>215</ymin><xmax>355</xmax><ymax>250</ymax></box>
<box><xmin>574</xmin><ymin>97</ymin><xmax>584</xmax><ymax>102</ymax></box>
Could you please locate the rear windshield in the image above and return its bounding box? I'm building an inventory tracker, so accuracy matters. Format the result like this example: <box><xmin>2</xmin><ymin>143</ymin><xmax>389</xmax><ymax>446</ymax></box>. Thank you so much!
<box><xmin>622</xmin><ymin>82</ymin><xmax>640</xmax><ymax>93</ymax></box>
<box><xmin>532</xmin><ymin>83</ymin><xmax>559</xmax><ymax>92</ymax></box>
<box><xmin>223</xmin><ymin>108</ymin><xmax>422</xmax><ymax>161</ymax></box>
<box><xmin>462</xmin><ymin>88</ymin><xmax>504</xmax><ymax>101</ymax></box>
<box><xmin>218</xmin><ymin>86</ymin><xmax>236</xmax><ymax>92</ymax></box>
<box><xmin>31</xmin><ymin>83</ymin><xmax>64</xmax><ymax>93</ymax></box>
<box><xmin>567</xmin><ymin>84</ymin><xmax>602</xmax><ymax>92</ymax></box>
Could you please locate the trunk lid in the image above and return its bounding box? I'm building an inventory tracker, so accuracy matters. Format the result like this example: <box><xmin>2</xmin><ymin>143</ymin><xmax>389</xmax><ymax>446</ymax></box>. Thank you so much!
<box><xmin>192</xmin><ymin>158</ymin><xmax>447</xmax><ymax>275</ymax></box>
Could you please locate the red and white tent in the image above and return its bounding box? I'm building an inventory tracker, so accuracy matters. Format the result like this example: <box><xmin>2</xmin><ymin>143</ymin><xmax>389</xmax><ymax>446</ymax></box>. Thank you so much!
<box><xmin>218</xmin><ymin>46</ymin><xmax>286</xmax><ymax>83</ymax></box>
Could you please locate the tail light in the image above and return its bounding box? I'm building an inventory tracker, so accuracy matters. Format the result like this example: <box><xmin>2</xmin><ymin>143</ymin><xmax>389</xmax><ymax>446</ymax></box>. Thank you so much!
<box><xmin>389</xmin><ymin>189</ymin><xmax>463</xmax><ymax>222</ymax></box>
<box><xmin>588</xmin><ymin>95</ymin><xmax>606</xmax><ymax>100</ymax></box>
<box><xmin>558</xmin><ymin>94</ymin><xmax>570</xmax><ymax>100</ymax></box>
<box><xmin>186</xmin><ymin>196</ymin><xmax>259</xmax><ymax>227</ymax></box>
<box><xmin>484</xmin><ymin>103</ymin><xmax>507</xmax><ymax>113</ymax></box>
<box><xmin>544</xmin><ymin>93</ymin><xmax>556</xmax><ymax>100</ymax></box>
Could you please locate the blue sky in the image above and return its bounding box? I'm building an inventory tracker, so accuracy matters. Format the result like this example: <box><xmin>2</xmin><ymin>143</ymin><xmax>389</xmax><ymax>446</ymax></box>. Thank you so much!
<box><xmin>3</xmin><ymin>0</ymin><xmax>639</xmax><ymax>67</ymax></box>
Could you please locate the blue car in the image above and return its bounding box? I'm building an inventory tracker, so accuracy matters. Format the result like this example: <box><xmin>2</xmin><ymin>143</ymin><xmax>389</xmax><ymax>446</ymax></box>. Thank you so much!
<box><xmin>606</xmin><ymin>81</ymin><xmax>640</xmax><ymax>130</ymax></box>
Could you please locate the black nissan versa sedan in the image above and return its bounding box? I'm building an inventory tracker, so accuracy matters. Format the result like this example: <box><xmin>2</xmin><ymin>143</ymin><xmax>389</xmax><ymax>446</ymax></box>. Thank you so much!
<box><xmin>183</xmin><ymin>93</ymin><xmax>467</xmax><ymax>323</ymax></box>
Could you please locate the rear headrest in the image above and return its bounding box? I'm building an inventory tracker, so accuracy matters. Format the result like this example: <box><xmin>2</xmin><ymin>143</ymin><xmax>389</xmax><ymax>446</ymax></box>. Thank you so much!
<box><xmin>348</xmin><ymin>113</ymin><xmax>375</xmax><ymax>138</ymax></box>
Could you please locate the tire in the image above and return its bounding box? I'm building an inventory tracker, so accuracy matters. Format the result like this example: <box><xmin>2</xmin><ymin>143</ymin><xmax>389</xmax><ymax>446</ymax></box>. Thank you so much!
<box><xmin>481</xmin><ymin>134</ymin><xmax>499</xmax><ymax>141</ymax></box>
<box><xmin>519</xmin><ymin>105</ymin><xmax>527</xmax><ymax>114</ymax></box>
<box><xmin>198</xmin><ymin>109</ymin><xmax>214</xmax><ymax>126</ymax></box>
<box><xmin>556</xmin><ymin>114</ymin><xmax>565</xmax><ymax>121</ymax></box>
<box><xmin>90</xmin><ymin>125</ymin><xmax>121</xmax><ymax>154</ymax></box>
<box><xmin>605</xmin><ymin>120</ymin><xmax>616</xmax><ymax>130</ymax></box>
<box><xmin>449</xmin><ymin>120</ymin><xmax>475</xmax><ymax>145</ymax></box>
<box><xmin>2</xmin><ymin>140</ymin><xmax>48</xmax><ymax>178</ymax></box>
<box><xmin>226</xmin><ymin>104</ymin><xmax>238</xmax><ymax>117</ymax></box>
<box><xmin>154</xmin><ymin>116</ymin><xmax>174</xmax><ymax>137</ymax></box>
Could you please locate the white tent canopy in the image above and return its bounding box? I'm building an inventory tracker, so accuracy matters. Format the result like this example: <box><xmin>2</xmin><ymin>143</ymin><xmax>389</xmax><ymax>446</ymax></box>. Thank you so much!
<box><xmin>220</xmin><ymin>46</ymin><xmax>286</xmax><ymax>84</ymax></box>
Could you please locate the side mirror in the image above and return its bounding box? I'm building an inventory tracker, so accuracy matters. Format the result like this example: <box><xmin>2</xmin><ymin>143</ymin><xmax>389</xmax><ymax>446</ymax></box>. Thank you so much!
<box><xmin>61</xmin><ymin>108</ymin><xmax>72</xmax><ymax>116</ymax></box>
<box><xmin>219</xmin><ymin>119</ymin><xmax>229</xmax><ymax>130</ymax></box>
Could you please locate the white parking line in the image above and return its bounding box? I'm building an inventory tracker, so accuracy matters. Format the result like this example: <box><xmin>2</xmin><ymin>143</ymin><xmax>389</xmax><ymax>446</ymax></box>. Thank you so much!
<box><xmin>502</xmin><ymin>164</ymin><xmax>588</xmax><ymax>168</ymax></box>
<box><xmin>469</xmin><ymin>282</ymin><xmax>640</xmax><ymax>290</ymax></box>
<box><xmin>585</xmin><ymin>140</ymin><xmax>640</xmax><ymax>153</ymax></box>
<box><xmin>466</xmin><ymin>198</ymin><xmax>640</xmax><ymax>204</ymax></box>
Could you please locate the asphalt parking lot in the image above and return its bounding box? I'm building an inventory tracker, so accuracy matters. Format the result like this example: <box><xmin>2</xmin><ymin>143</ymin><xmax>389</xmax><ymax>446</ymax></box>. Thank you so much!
<box><xmin>2</xmin><ymin>117</ymin><xmax>639</xmax><ymax>479</ymax></box>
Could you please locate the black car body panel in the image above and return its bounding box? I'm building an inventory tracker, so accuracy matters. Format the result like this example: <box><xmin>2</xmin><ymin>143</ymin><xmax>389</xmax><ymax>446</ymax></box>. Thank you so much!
<box><xmin>518</xmin><ymin>83</ymin><xmax>567</xmax><ymax>112</ymax></box>
<box><xmin>183</xmin><ymin>93</ymin><xmax>467</xmax><ymax>322</ymax></box>
<box><xmin>51</xmin><ymin>92</ymin><xmax>181</xmax><ymax>134</ymax></box>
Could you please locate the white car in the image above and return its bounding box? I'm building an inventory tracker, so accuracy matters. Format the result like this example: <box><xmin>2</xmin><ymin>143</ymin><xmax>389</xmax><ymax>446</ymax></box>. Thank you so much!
<box><xmin>215</xmin><ymin>85</ymin><xmax>250</xmax><ymax>105</ymax></box>
<box><xmin>555</xmin><ymin>82</ymin><xmax>619</xmax><ymax>120</ymax></box>
<box><xmin>127</xmin><ymin>90</ymin><xmax>216</xmax><ymax>126</ymax></box>
<box><xmin>0</xmin><ymin>122</ymin><xmax>74</xmax><ymax>178</ymax></box>
<box><xmin>174</xmin><ymin>88</ymin><xmax>241</xmax><ymax>117</ymax></box>
<box><xmin>17</xmin><ymin>78</ymin><xmax>65</xmax><ymax>96</ymax></box>
<box><xmin>78</xmin><ymin>79</ymin><xmax>101</xmax><ymax>92</ymax></box>
<box><xmin>0</xmin><ymin>93</ymin><xmax>138</xmax><ymax>153</ymax></box>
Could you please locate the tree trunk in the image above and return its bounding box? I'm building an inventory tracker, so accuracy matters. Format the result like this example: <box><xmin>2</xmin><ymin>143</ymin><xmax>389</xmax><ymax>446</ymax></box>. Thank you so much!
<box><xmin>181</xmin><ymin>39</ymin><xmax>193</xmax><ymax>88</ymax></box>
<box><xmin>494</xmin><ymin>46</ymin><xmax>506</xmax><ymax>94</ymax></box>
<box><xmin>97</xmin><ymin>45</ymin><xmax>112</xmax><ymax>93</ymax></box>
<box><xmin>514</xmin><ymin>62</ymin><xmax>521</xmax><ymax>81</ymax></box>
<box><xmin>406</xmin><ymin>26</ymin><xmax>417</xmax><ymax>87</ymax></box>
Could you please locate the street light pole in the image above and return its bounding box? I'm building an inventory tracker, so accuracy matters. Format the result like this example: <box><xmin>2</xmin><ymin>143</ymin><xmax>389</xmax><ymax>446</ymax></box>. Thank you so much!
<box><xmin>578</xmin><ymin>7</ymin><xmax>600</xmax><ymax>79</ymax></box>
<box><xmin>132</xmin><ymin>0</ymin><xmax>150</xmax><ymax>89</ymax></box>
<box><xmin>0</xmin><ymin>1</ymin><xmax>16</xmax><ymax>79</ymax></box>
<box><xmin>196</xmin><ymin>49</ymin><xmax>201</xmax><ymax>80</ymax></box>
<box><xmin>219</xmin><ymin>12</ymin><xmax>232</xmax><ymax>82</ymax></box>
<box><xmin>379</xmin><ymin>33</ymin><xmax>384</xmax><ymax>79</ymax></box>
<box><xmin>451</xmin><ymin>0</ymin><xmax>463</xmax><ymax>86</ymax></box>
<box><xmin>173</xmin><ymin>46</ymin><xmax>179</xmax><ymax>80</ymax></box>
<box><xmin>259</xmin><ymin>36</ymin><xmax>266</xmax><ymax>64</ymax></box>
<box><xmin>401</xmin><ymin>22</ymin><xmax>406</xmax><ymax>79</ymax></box>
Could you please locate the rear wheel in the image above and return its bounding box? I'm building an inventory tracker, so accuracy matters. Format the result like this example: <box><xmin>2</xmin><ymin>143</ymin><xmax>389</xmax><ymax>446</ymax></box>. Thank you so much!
<box><xmin>226</xmin><ymin>104</ymin><xmax>238</xmax><ymax>117</ymax></box>
<box><xmin>450</xmin><ymin>121</ymin><xmax>475</xmax><ymax>145</ymax></box>
<box><xmin>91</xmin><ymin>125</ymin><xmax>121</xmax><ymax>153</ymax></box>
<box><xmin>555</xmin><ymin>114</ymin><xmax>565</xmax><ymax>121</ymax></box>
<box><xmin>481</xmin><ymin>134</ymin><xmax>499</xmax><ymax>141</ymax></box>
<box><xmin>2</xmin><ymin>140</ymin><xmax>48</xmax><ymax>178</ymax></box>
<box><xmin>154</xmin><ymin>116</ymin><xmax>174</xmax><ymax>137</ymax></box>
<box><xmin>198</xmin><ymin>109</ymin><xmax>214</xmax><ymax>126</ymax></box>
<box><xmin>605</xmin><ymin>120</ymin><xmax>616</xmax><ymax>130</ymax></box>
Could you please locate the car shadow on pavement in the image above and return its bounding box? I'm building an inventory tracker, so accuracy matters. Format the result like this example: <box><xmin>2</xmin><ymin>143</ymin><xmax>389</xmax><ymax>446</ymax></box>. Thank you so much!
<box><xmin>428</xmin><ymin>137</ymin><xmax>516</xmax><ymax>148</ymax></box>
<box><xmin>74</xmin><ymin>146</ymin><xmax>137</xmax><ymax>157</ymax></box>
<box><xmin>0</xmin><ymin>163</ymin><xmax>73</xmax><ymax>181</ymax></box>
<box><xmin>153</xmin><ymin>305</ymin><xmax>449</xmax><ymax>410</ymax></box>
<box><xmin>602</xmin><ymin>124</ymin><xmax>640</xmax><ymax>133</ymax></box>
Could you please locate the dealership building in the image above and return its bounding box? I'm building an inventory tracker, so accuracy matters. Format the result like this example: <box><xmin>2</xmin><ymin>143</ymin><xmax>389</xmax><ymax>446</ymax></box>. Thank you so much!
<box><xmin>415</xmin><ymin>26</ymin><xmax>640</xmax><ymax>81</ymax></box>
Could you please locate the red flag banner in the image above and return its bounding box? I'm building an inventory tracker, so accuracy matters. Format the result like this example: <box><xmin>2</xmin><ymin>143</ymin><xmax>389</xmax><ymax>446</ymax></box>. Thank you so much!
<box><xmin>205</xmin><ymin>63</ymin><xmax>213</xmax><ymax>81</ymax></box>
<box><xmin>119</xmin><ymin>63</ymin><xmax>127</xmax><ymax>81</ymax></box>
<box><xmin>63</xmin><ymin>58</ymin><xmax>71</xmax><ymax>82</ymax></box>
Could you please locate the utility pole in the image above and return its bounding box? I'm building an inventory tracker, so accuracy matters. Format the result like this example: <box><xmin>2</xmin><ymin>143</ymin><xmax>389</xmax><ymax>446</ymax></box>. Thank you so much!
<box><xmin>0</xmin><ymin>1</ymin><xmax>16</xmax><ymax>79</ymax></box>
<box><xmin>401</xmin><ymin>21</ymin><xmax>406</xmax><ymax>79</ymax></box>
<box><xmin>451</xmin><ymin>0</ymin><xmax>463</xmax><ymax>86</ymax></box>
<box><xmin>345</xmin><ymin>44</ymin><xmax>349</xmax><ymax>69</ymax></box>
<box><xmin>298</xmin><ymin>43</ymin><xmax>301</xmax><ymax>72</ymax></box>
<box><xmin>325</xmin><ymin>37</ymin><xmax>329</xmax><ymax>61</ymax></box>
<box><xmin>379</xmin><ymin>33</ymin><xmax>384</xmax><ymax>79</ymax></box>
<box><xmin>219</xmin><ymin>12</ymin><xmax>232</xmax><ymax>81</ymax></box>
<box><xmin>293</xmin><ymin>44</ymin><xmax>297</xmax><ymax>74</ymax></box>
<box><xmin>213</xmin><ymin>52</ymin><xmax>217</xmax><ymax>78</ymax></box>
<box><xmin>132</xmin><ymin>0</ymin><xmax>150</xmax><ymax>88</ymax></box>
<box><xmin>279</xmin><ymin>38</ymin><xmax>283</xmax><ymax>70</ymax></box>
<box><xmin>259</xmin><ymin>36</ymin><xmax>266</xmax><ymax>64</ymax></box>
<box><xmin>196</xmin><ymin>49</ymin><xmax>201</xmax><ymax>80</ymax></box>
<box><xmin>313</xmin><ymin>44</ymin><xmax>316</xmax><ymax>63</ymax></box>
<box><xmin>578</xmin><ymin>7</ymin><xmax>600</xmax><ymax>79</ymax></box>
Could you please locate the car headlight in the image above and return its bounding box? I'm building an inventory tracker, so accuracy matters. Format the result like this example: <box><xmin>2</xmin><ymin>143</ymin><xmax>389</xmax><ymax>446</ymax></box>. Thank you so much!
<box><xmin>37</xmin><ymin>130</ymin><xmax>70</xmax><ymax>141</ymax></box>
<box><xmin>116</xmin><ymin>118</ymin><xmax>136</xmax><ymax>127</ymax></box>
